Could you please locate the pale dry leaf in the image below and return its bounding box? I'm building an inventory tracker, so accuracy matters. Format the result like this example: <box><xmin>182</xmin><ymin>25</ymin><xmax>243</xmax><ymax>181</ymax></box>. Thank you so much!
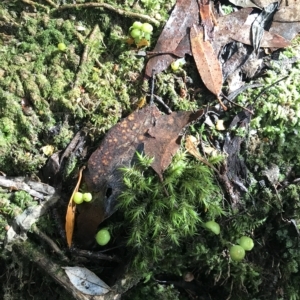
<box><xmin>229</xmin><ymin>0</ymin><xmax>260</xmax><ymax>9</ymax></box>
<box><xmin>274</xmin><ymin>5</ymin><xmax>300</xmax><ymax>22</ymax></box>
<box><xmin>232</xmin><ymin>25</ymin><xmax>290</xmax><ymax>48</ymax></box>
<box><xmin>185</xmin><ymin>135</ymin><xmax>217</xmax><ymax>171</ymax></box>
<box><xmin>63</xmin><ymin>266</ymin><xmax>110</xmax><ymax>296</ymax></box>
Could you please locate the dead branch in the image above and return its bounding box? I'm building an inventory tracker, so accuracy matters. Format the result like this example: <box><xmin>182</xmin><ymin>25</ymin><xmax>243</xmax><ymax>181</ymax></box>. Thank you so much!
<box><xmin>13</xmin><ymin>240</ymin><xmax>140</xmax><ymax>300</ymax></box>
<box><xmin>21</xmin><ymin>0</ymin><xmax>50</xmax><ymax>11</ymax></box>
<box><xmin>44</xmin><ymin>0</ymin><xmax>58</xmax><ymax>8</ymax></box>
<box><xmin>0</xmin><ymin>176</ymin><xmax>55</xmax><ymax>200</ymax></box>
<box><xmin>31</xmin><ymin>224</ymin><xmax>69</xmax><ymax>262</ymax></box>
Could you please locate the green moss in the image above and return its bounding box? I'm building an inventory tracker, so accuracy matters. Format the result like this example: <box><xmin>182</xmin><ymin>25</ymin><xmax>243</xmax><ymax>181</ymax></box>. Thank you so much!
<box><xmin>1</xmin><ymin>1</ymin><xmax>300</xmax><ymax>299</ymax></box>
<box><xmin>117</xmin><ymin>150</ymin><xmax>224</xmax><ymax>275</ymax></box>
<box><xmin>123</xmin><ymin>281</ymin><xmax>182</xmax><ymax>300</ymax></box>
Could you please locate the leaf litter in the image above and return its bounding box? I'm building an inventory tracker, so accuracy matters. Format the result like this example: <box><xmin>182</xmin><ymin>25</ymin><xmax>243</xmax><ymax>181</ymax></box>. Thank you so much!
<box><xmin>67</xmin><ymin>0</ymin><xmax>300</xmax><ymax>247</ymax></box>
<box><xmin>75</xmin><ymin>105</ymin><xmax>203</xmax><ymax>246</ymax></box>
<box><xmin>145</xmin><ymin>0</ymin><xmax>299</xmax><ymax>103</ymax></box>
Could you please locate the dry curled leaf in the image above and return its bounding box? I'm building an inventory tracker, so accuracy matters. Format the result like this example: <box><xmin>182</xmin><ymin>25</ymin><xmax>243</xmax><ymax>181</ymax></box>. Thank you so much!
<box><xmin>190</xmin><ymin>24</ymin><xmax>226</xmax><ymax>109</ymax></box>
<box><xmin>185</xmin><ymin>135</ymin><xmax>217</xmax><ymax>171</ymax></box>
<box><xmin>65</xmin><ymin>166</ymin><xmax>85</xmax><ymax>248</ymax></box>
<box><xmin>198</xmin><ymin>0</ymin><xmax>215</xmax><ymax>41</ymax></box>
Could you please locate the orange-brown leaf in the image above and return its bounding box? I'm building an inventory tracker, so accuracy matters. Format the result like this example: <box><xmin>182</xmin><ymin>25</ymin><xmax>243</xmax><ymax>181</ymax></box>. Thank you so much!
<box><xmin>65</xmin><ymin>166</ymin><xmax>85</xmax><ymax>248</ymax></box>
<box><xmin>190</xmin><ymin>24</ymin><xmax>223</xmax><ymax>98</ymax></box>
<box><xmin>198</xmin><ymin>0</ymin><xmax>215</xmax><ymax>40</ymax></box>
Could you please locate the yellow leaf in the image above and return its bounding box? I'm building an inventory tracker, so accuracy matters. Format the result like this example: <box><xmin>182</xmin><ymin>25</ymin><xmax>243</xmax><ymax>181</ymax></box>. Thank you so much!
<box><xmin>65</xmin><ymin>166</ymin><xmax>85</xmax><ymax>248</ymax></box>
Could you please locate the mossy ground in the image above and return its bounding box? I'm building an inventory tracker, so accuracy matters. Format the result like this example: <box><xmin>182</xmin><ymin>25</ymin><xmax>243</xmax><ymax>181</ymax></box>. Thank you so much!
<box><xmin>1</xmin><ymin>1</ymin><xmax>300</xmax><ymax>299</ymax></box>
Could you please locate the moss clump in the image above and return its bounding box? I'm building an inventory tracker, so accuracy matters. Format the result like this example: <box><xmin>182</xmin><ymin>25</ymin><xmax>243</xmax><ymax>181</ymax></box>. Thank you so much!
<box><xmin>117</xmin><ymin>150</ymin><xmax>224</xmax><ymax>275</ymax></box>
<box><xmin>123</xmin><ymin>281</ymin><xmax>182</xmax><ymax>300</ymax></box>
<box><xmin>237</xmin><ymin>41</ymin><xmax>300</xmax><ymax>173</ymax></box>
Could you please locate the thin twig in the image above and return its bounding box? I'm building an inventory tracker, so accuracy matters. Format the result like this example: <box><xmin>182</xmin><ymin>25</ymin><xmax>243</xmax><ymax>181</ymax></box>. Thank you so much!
<box><xmin>150</xmin><ymin>70</ymin><xmax>155</xmax><ymax>105</ymax></box>
<box><xmin>222</xmin><ymin>94</ymin><xmax>254</xmax><ymax>115</ymax></box>
<box><xmin>44</xmin><ymin>0</ymin><xmax>58</xmax><ymax>8</ymax></box>
<box><xmin>253</xmin><ymin>76</ymin><xmax>289</xmax><ymax>102</ymax></box>
<box><xmin>51</xmin><ymin>2</ymin><xmax>160</xmax><ymax>26</ymax></box>
<box><xmin>32</xmin><ymin>224</ymin><xmax>69</xmax><ymax>262</ymax></box>
<box><xmin>71</xmin><ymin>247</ymin><xmax>121</xmax><ymax>262</ymax></box>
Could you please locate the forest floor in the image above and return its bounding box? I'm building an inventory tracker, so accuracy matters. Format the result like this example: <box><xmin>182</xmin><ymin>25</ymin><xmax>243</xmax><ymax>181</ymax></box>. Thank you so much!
<box><xmin>1</xmin><ymin>1</ymin><xmax>300</xmax><ymax>299</ymax></box>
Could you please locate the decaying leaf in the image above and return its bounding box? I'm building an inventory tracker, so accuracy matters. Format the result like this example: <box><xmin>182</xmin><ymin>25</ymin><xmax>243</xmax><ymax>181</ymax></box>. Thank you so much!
<box><xmin>223</xmin><ymin>109</ymin><xmax>251</xmax><ymax>193</ymax></box>
<box><xmin>190</xmin><ymin>24</ymin><xmax>225</xmax><ymax>109</ymax></box>
<box><xmin>232</xmin><ymin>25</ymin><xmax>290</xmax><ymax>48</ymax></box>
<box><xmin>269</xmin><ymin>2</ymin><xmax>300</xmax><ymax>42</ymax></box>
<box><xmin>76</xmin><ymin>105</ymin><xmax>203</xmax><ymax>247</ymax></box>
<box><xmin>229</xmin><ymin>0</ymin><xmax>260</xmax><ymax>8</ymax></box>
<box><xmin>63</xmin><ymin>266</ymin><xmax>110</xmax><ymax>296</ymax></box>
<box><xmin>253</xmin><ymin>0</ymin><xmax>280</xmax><ymax>8</ymax></box>
<box><xmin>198</xmin><ymin>0</ymin><xmax>215</xmax><ymax>41</ymax></box>
<box><xmin>274</xmin><ymin>5</ymin><xmax>300</xmax><ymax>22</ymax></box>
<box><xmin>144</xmin><ymin>109</ymin><xmax>204</xmax><ymax>179</ymax></box>
<box><xmin>185</xmin><ymin>135</ymin><xmax>217</xmax><ymax>171</ymax></box>
<box><xmin>269</xmin><ymin>21</ymin><xmax>300</xmax><ymax>42</ymax></box>
<box><xmin>211</xmin><ymin>8</ymin><xmax>253</xmax><ymax>56</ymax></box>
<box><xmin>145</xmin><ymin>0</ymin><xmax>199</xmax><ymax>77</ymax></box>
<box><xmin>65</xmin><ymin>166</ymin><xmax>85</xmax><ymax>248</ymax></box>
<box><xmin>251</xmin><ymin>2</ymin><xmax>279</xmax><ymax>53</ymax></box>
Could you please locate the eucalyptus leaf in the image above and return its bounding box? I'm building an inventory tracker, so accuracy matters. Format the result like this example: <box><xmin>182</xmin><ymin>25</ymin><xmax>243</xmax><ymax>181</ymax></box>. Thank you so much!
<box><xmin>63</xmin><ymin>266</ymin><xmax>111</xmax><ymax>296</ymax></box>
<box><xmin>274</xmin><ymin>5</ymin><xmax>300</xmax><ymax>22</ymax></box>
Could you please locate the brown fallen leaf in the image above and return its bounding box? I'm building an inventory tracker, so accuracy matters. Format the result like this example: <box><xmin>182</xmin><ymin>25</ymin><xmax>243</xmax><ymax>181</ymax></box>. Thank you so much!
<box><xmin>274</xmin><ymin>4</ymin><xmax>300</xmax><ymax>22</ymax></box>
<box><xmin>190</xmin><ymin>24</ymin><xmax>226</xmax><ymax>110</ymax></box>
<box><xmin>269</xmin><ymin>21</ymin><xmax>300</xmax><ymax>42</ymax></box>
<box><xmin>198</xmin><ymin>0</ymin><xmax>215</xmax><ymax>41</ymax></box>
<box><xmin>144</xmin><ymin>110</ymin><xmax>204</xmax><ymax>180</ymax></box>
<box><xmin>145</xmin><ymin>0</ymin><xmax>199</xmax><ymax>77</ymax></box>
<box><xmin>211</xmin><ymin>8</ymin><xmax>253</xmax><ymax>56</ymax></box>
<box><xmin>75</xmin><ymin>105</ymin><xmax>203</xmax><ymax>247</ymax></box>
<box><xmin>65</xmin><ymin>166</ymin><xmax>85</xmax><ymax>248</ymax></box>
<box><xmin>232</xmin><ymin>24</ymin><xmax>290</xmax><ymax>48</ymax></box>
<box><xmin>229</xmin><ymin>0</ymin><xmax>260</xmax><ymax>8</ymax></box>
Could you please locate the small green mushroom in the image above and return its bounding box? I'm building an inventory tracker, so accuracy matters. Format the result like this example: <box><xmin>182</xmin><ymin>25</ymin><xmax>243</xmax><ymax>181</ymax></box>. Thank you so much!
<box><xmin>57</xmin><ymin>42</ymin><xmax>67</xmax><ymax>51</ymax></box>
<box><xmin>73</xmin><ymin>192</ymin><xmax>83</xmax><ymax>204</ymax></box>
<box><xmin>95</xmin><ymin>229</ymin><xmax>111</xmax><ymax>246</ymax></box>
<box><xmin>204</xmin><ymin>220</ymin><xmax>220</xmax><ymax>235</ymax></box>
<box><xmin>238</xmin><ymin>236</ymin><xmax>254</xmax><ymax>251</ymax></box>
<box><xmin>229</xmin><ymin>245</ymin><xmax>245</xmax><ymax>261</ymax></box>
